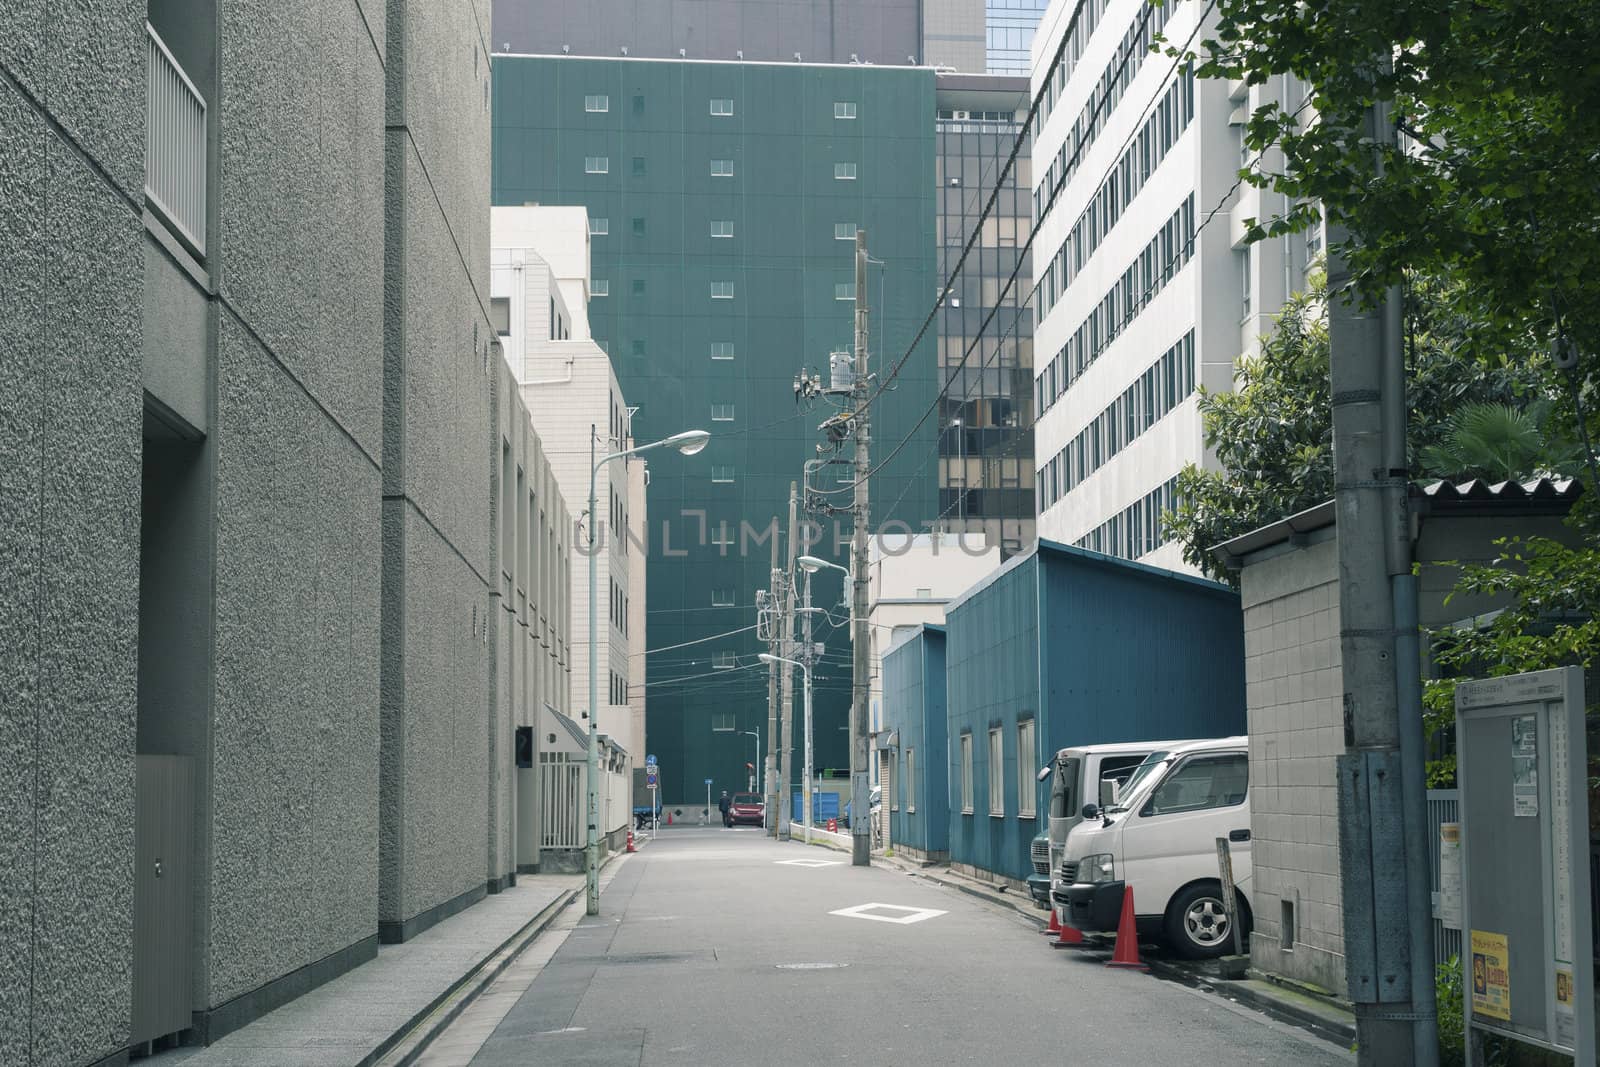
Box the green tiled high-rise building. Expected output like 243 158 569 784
493 57 939 804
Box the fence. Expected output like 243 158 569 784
540 753 583 849
145 22 207 254
1426 788 1462 968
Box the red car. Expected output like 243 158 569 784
728 793 765 827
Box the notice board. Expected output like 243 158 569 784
1456 666 1593 1060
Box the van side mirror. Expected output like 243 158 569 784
1080 803 1100 820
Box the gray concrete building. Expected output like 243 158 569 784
1 1 571 1062
492 0 988 70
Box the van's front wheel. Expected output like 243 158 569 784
1165 882 1246 960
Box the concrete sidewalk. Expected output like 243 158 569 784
152 873 587 1067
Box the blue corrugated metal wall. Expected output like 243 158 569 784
941 543 1245 883
945 556 1040 880
883 628 948 856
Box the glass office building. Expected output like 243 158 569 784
986 0 1049 74
935 76 1035 555
494 57 939 803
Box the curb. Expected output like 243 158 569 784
375 855 624 1067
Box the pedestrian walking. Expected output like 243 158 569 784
717 790 732 828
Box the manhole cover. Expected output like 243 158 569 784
775 962 848 970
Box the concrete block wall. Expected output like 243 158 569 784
1239 536 1347 993
0 1 146 1062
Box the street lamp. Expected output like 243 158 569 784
760 651 812 844
586 427 709 915
741 728 761 794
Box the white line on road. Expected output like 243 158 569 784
776 859 843 868
829 902 948 925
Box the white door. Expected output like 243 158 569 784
1118 750 1251 916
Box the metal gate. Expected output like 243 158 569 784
540 753 583 849
1426 788 1461 968
133 755 194 1046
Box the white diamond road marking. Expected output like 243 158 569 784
776 858 843 868
829 902 948 925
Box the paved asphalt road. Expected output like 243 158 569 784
438 827 1353 1066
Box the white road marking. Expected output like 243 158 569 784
776 858 844 868
828 902 948 925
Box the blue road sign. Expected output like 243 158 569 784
704 778 713 785
647 754 657 764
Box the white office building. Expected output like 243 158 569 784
1027 0 1319 570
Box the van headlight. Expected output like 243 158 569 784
1081 853 1115 883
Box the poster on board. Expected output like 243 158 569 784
1512 715 1539 817
1471 930 1511 1021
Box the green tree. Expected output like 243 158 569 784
1167 270 1540 582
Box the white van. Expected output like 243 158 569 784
1027 741 1183 907
1054 736 1251 959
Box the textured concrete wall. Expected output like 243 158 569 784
380 0 498 934
202 0 388 1012
0 1 145 1061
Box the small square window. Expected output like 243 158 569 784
632 156 646 176
710 98 734 116
834 162 857 180
711 464 735 483
710 342 735 360
711 281 734 299
632 279 645 296
834 101 857 119
591 279 609 297
585 94 609 112
834 283 854 301
710 219 734 238
585 156 609 174
834 222 857 240
632 94 645 115
712 587 735 606
632 217 646 237
631 339 646 357
589 217 609 236
711 158 735 177
710 402 734 422
489 297 510 337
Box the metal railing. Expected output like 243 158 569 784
1426 788 1462 968
540 755 584 849
145 22 206 255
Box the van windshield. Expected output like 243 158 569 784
1106 750 1170 811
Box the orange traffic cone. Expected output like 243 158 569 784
626 829 635 853
1105 886 1147 970
1041 908 1062 935
1049 907 1086 948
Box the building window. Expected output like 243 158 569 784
711 711 736 730
710 98 734 116
834 162 857 180
585 156 609 174
632 279 646 296
632 156 646 176
833 222 857 241
906 747 916 812
710 402 735 422
589 217 609 236
834 101 857 119
960 733 974 814
591 279 609 297
585 94 609 112
1240 244 1252 321
711 281 734 299
710 219 734 238
834 283 854 301
711 158 735 177
711 465 735 483
710 342 735 360
631 339 646 357
489 297 510 337
988 727 1004 816
915 587 931 599
712 653 737 672
631 217 646 237
1017 719 1036 817
712 587 735 606
632 94 645 115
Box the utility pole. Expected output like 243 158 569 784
764 521 781 837
1328 72 1437 1065
849 230 872 867
777 481 798 840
